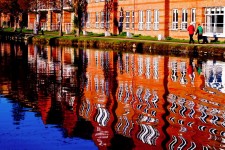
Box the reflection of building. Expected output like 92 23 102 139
27 44 79 134
27 1 225 39
80 49 225 149
81 49 115 149
166 57 225 149
2 43 225 149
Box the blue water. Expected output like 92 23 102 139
0 96 98 150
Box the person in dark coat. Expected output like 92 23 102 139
195 24 203 43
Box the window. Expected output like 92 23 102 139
172 9 178 30
95 12 99 28
100 11 104 28
205 7 224 34
106 12 110 29
119 11 123 29
86 12 90 28
154 10 159 30
146 10 151 30
191 8 196 27
125 12 130 29
181 9 188 30
131 11 135 29
82 13 85 28
138 10 144 30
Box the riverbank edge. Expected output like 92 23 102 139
31 35 225 58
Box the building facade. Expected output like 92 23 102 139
27 0 225 39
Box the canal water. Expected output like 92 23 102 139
0 42 225 150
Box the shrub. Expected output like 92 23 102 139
166 36 173 40
119 32 127 36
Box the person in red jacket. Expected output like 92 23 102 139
187 22 195 44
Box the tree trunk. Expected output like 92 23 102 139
13 17 17 32
59 0 63 36
0 13 1 28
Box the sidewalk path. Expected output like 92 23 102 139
93 36 225 47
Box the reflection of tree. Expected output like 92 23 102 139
161 56 170 149
46 90 63 124
75 48 88 113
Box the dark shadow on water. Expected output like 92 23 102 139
109 134 135 150
136 43 143 53
193 46 198 58
72 118 94 140
49 37 60 46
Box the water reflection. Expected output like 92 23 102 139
0 42 225 149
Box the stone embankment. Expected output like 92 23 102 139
32 35 225 60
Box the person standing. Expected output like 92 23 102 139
195 24 203 43
187 22 195 44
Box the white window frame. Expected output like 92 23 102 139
86 12 90 28
204 7 225 37
172 9 178 30
181 9 188 30
154 9 159 30
119 11 123 28
138 10 144 30
146 10 151 30
106 12 110 29
131 11 135 29
100 11 104 28
125 11 130 29
191 8 196 27
95 12 99 28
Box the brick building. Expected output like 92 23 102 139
27 0 225 39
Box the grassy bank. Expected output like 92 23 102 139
32 34 225 58
1 28 225 59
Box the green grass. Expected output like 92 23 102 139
2 27 225 44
